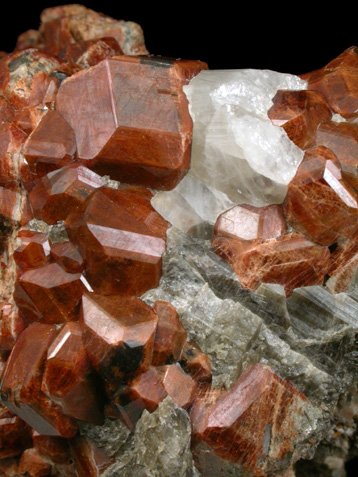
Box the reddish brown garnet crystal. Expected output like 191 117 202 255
1 5 358 477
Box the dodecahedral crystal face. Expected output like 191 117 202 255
56 55 207 189
284 145 358 246
65 186 169 296
42 322 104 424
268 89 332 150
0 323 78 438
1 6 358 477
80 293 158 388
29 163 104 224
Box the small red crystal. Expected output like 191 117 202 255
315 121 358 189
13 230 51 270
69 435 113 477
179 341 212 385
18 447 52 477
303 46 358 118
32 431 71 465
191 364 308 475
0 302 27 351
14 262 87 324
29 163 104 224
213 232 330 296
112 367 168 431
66 186 169 296
0 405 32 459
50 240 84 273
284 146 358 246
0 323 78 438
59 37 124 68
151 301 187 366
56 55 207 189
160 363 197 409
23 110 76 177
268 89 331 150
42 322 104 425
80 293 158 388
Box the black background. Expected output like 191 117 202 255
1 1 357 75
1 2 358 474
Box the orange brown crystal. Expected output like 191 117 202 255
29 163 104 224
213 232 330 296
59 37 124 68
303 46 358 118
0 405 32 459
66 186 169 296
13 230 51 270
0 49 61 110
191 364 308 475
18 447 52 477
315 121 358 189
327 230 358 293
23 110 76 177
151 301 187 366
112 367 168 431
56 55 207 189
0 323 78 438
284 146 358 246
14 262 87 324
42 322 104 425
268 89 331 150
38 4 148 56
69 435 113 477
0 122 27 190
0 302 27 351
32 431 71 465
50 241 84 274
80 293 158 388
0 186 32 224
160 363 197 409
179 341 212 385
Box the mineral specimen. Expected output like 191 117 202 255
0 4 358 477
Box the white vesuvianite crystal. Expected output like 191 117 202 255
152 69 306 232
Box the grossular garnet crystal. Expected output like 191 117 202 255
1 4 358 477
56 55 208 189
65 186 169 296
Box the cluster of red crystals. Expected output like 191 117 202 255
59 37 124 68
190 364 309 476
214 46 358 295
0 6 212 474
107 301 211 431
301 46 358 118
3 5 355 476
33 4 149 56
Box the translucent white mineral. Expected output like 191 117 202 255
152 69 306 233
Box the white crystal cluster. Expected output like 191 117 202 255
152 69 306 232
